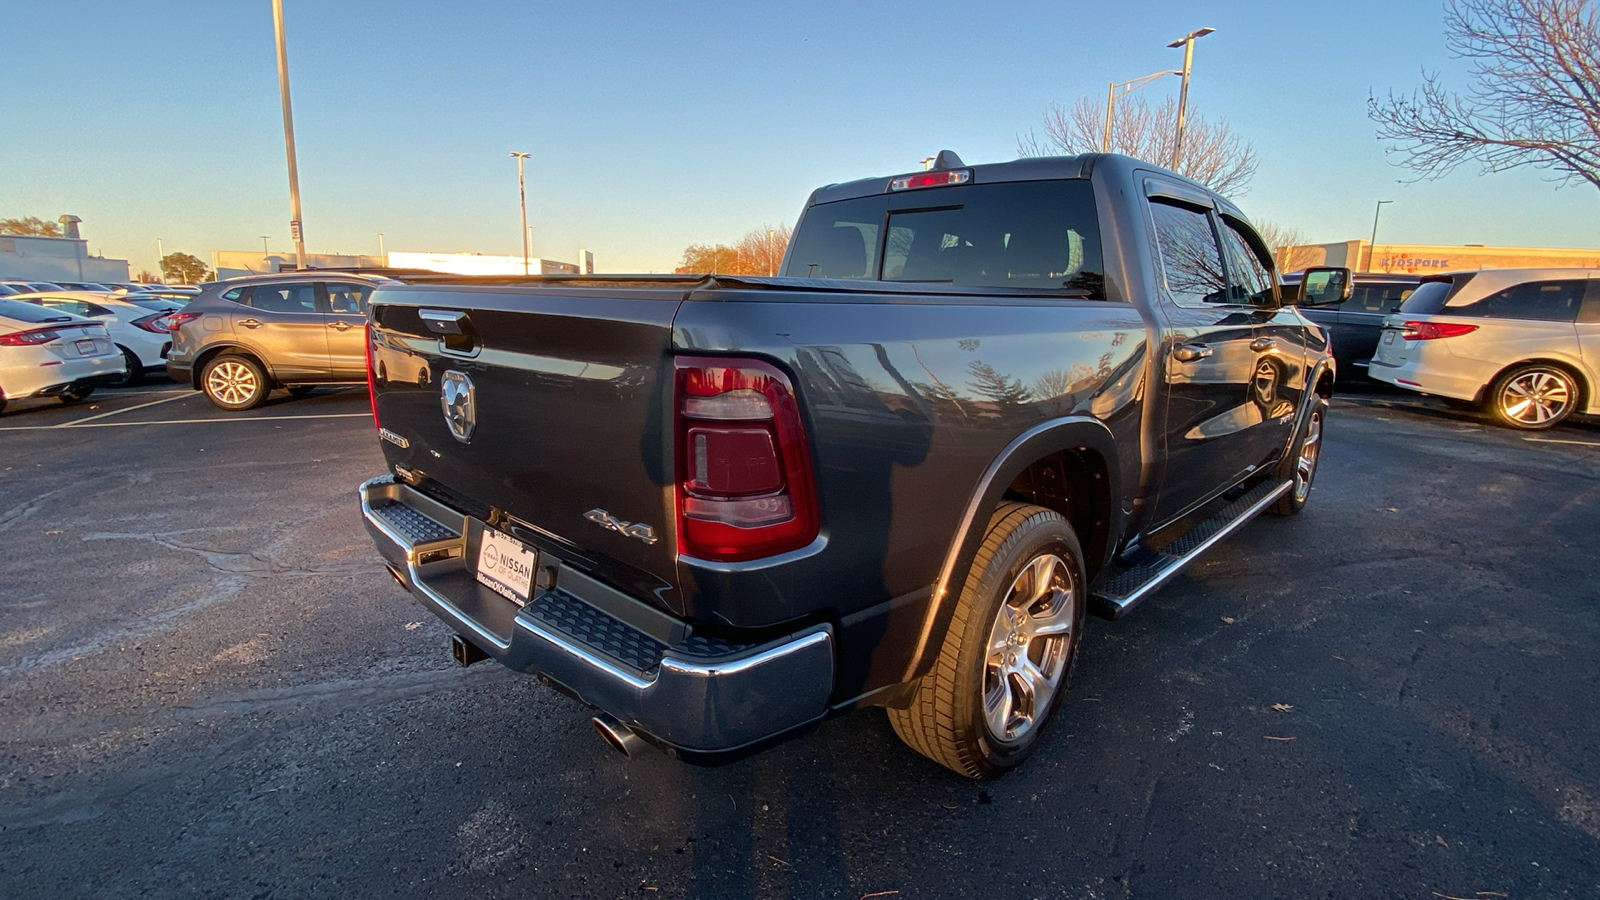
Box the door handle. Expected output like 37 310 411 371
1250 337 1277 353
419 308 469 335
329 320 353 331
1173 343 1213 362
239 318 262 329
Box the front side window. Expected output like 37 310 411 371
1149 199 1228 307
247 283 317 313
324 283 372 314
1218 219 1274 306
1448 279 1587 322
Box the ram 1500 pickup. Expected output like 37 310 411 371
358 151 1348 777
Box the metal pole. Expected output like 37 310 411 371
510 152 531 276
1171 39 1194 170
1103 81 1115 153
377 232 385 258
271 0 306 270
1368 200 1392 272
156 237 164 280
260 235 270 255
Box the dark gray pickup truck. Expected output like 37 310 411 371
358 152 1347 778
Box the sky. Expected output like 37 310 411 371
4 0 1597 275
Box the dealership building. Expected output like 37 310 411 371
213 248 594 281
0 217 130 283
1283 239 1600 275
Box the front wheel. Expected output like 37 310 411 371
888 502 1086 778
201 355 269 410
1271 395 1327 516
1488 364 1577 430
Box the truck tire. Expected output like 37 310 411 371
202 354 269 410
1270 396 1326 516
889 501 1085 778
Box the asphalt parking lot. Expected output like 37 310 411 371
1 380 1597 899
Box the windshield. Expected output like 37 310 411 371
783 179 1105 296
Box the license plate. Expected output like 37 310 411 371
475 526 537 606
1382 331 1396 345
75 339 96 354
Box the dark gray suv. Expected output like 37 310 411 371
166 271 396 410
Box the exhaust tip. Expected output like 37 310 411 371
593 714 646 759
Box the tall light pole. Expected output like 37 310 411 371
260 235 271 255
156 237 164 280
1368 200 1393 272
377 232 385 259
510 151 531 276
1103 69 1180 153
271 0 306 270
1167 26 1215 171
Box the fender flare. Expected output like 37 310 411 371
902 415 1125 681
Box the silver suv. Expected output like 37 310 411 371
166 271 396 410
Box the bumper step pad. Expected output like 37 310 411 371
1089 478 1291 619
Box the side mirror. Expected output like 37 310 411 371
1297 266 1352 307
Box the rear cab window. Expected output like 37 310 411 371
784 180 1106 296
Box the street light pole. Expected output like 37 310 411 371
271 0 307 271
377 232 385 259
1102 69 1180 153
510 152 531 276
1368 200 1393 272
260 235 270 255
156 237 164 280
1167 27 1215 171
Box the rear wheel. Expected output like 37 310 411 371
106 345 144 387
1270 396 1327 516
201 355 269 410
888 502 1085 778
1488 364 1577 430
60 384 93 404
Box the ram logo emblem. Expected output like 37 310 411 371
584 508 659 545
440 370 476 442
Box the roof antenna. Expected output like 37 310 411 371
930 150 965 170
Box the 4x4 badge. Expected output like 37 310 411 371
440 370 476 442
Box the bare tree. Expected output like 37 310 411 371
1019 93 1259 197
1369 0 1600 192
1253 219 1324 272
675 223 792 275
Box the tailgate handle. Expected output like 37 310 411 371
419 309 468 335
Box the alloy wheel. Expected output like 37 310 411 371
1498 368 1573 427
206 359 260 406
1294 408 1322 502
982 552 1077 743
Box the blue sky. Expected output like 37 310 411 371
5 0 1596 274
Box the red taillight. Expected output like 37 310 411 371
132 313 171 333
0 327 61 346
889 169 972 191
675 356 818 562
165 311 201 332
1401 320 1478 340
365 321 380 429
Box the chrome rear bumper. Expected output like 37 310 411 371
358 475 835 758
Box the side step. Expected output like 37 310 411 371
1088 479 1292 620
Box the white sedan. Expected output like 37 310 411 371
9 291 181 386
0 298 124 414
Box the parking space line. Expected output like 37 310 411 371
1523 437 1600 447
0 413 369 432
61 391 199 426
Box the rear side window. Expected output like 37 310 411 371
785 180 1105 295
1149 200 1228 307
246 283 317 313
1448 279 1587 322
1344 282 1416 314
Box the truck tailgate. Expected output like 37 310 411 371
368 283 687 613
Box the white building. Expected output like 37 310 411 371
0 220 130 283
386 251 579 276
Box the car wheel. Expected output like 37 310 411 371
59 384 93 404
1488 364 1578 430
106 345 144 387
201 355 269 411
287 385 316 398
1270 396 1327 516
888 501 1085 778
